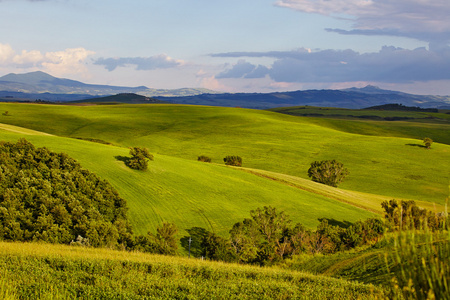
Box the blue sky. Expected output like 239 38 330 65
1 0 449 94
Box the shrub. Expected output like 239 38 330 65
198 155 212 163
307 159 349 187
223 155 242 167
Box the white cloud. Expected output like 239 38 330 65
0 43 95 76
42 48 95 75
0 43 14 63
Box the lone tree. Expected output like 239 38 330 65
307 159 349 187
423 137 433 149
126 146 153 170
224 155 242 167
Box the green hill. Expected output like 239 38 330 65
0 103 448 206
0 127 377 236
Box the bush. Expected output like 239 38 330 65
223 155 242 167
307 159 349 187
198 155 212 163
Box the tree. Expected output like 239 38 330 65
126 147 153 170
223 155 242 167
307 159 349 187
423 137 433 149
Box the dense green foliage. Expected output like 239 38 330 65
307 160 349 187
223 155 242 167
0 242 385 299
0 139 133 247
134 222 179 255
196 206 384 265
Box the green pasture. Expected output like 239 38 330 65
270 106 450 145
0 103 448 205
0 241 385 299
0 127 376 237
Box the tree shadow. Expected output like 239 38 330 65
180 227 210 258
114 155 131 164
405 143 426 148
318 218 353 229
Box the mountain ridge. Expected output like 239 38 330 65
0 71 214 98
1 71 450 109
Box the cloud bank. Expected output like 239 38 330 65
213 46 450 83
94 55 183 71
275 0 450 48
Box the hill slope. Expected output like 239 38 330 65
0 125 378 237
1 103 448 205
0 241 385 299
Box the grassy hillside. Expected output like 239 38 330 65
0 241 385 299
269 106 450 145
0 103 448 206
0 127 376 237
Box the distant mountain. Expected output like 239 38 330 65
0 71 214 100
1 71 449 109
70 93 168 104
157 88 450 109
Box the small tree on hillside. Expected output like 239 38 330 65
307 159 349 187
224 155 242 167
126 146 153 170
423 137 433 149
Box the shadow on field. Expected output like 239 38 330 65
114 155 131 164
405 143 427 148
180 227 210 258
318 218 353 228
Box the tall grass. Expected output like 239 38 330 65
0 241 385 299
387 228 450 300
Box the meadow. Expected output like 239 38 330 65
0 103 448 206
0 102 448 298
0 241 385 299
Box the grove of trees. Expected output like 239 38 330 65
307 159 349 187
0 139 134 247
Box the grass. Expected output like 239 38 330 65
0 241 386 299
0 103 448 205
269 106 450 145
0 126 377 238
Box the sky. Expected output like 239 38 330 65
1 0 449 95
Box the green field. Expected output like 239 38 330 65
0 241 385 299
1 103 448 205
0 126 376 237
0 103 448 237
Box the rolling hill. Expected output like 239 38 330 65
0 102 447 237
